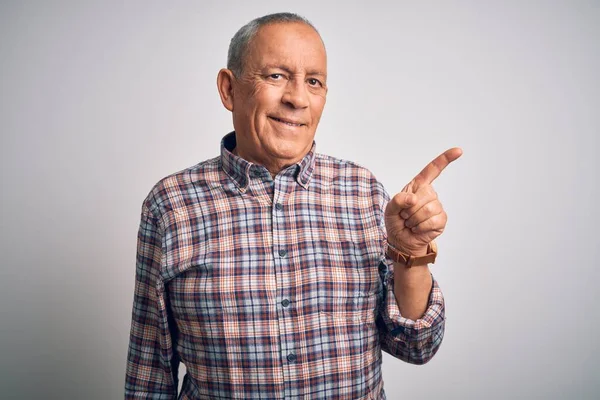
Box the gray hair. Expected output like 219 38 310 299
227 12 320 78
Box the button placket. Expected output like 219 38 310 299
271 176 298 389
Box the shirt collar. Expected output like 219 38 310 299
220 131 316 192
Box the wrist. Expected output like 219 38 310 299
387 241 428 257
394 264 432 286
386 240 437 267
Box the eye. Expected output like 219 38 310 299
269 73 283 80
307 78 322 87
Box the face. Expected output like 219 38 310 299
219 22 328 174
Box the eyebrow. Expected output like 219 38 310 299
263 64 327 78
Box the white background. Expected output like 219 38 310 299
1 1 599 398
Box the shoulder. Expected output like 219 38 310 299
141 156 222 218
313 153 384 189
314 153 374 178
313 153 390 209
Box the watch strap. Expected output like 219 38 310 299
386 241 437 267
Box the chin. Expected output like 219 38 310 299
269 140 311 160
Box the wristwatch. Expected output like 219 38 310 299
386 241 437 267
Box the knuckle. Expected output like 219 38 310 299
434 211 445 225
428 217 437 229
430 214 446 231
393 193 407 205
423 203 434 214
425 185 436 197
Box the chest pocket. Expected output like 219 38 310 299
315 239 383 322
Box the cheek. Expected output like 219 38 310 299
253 85 282 109
310 96 327 120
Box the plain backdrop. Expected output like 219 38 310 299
1 1 599 399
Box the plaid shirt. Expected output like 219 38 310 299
125 132 445 399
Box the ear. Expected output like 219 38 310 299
217 68 235 112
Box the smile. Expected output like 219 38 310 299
269 116 305 127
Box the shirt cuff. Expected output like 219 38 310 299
380 260 445 342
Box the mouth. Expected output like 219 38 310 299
268 116 306 127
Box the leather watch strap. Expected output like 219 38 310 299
386 241 437 267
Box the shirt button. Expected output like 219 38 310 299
275 203 283 211
281 299 290 307
287 353 297 363
278 249 287 258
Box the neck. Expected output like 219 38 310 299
232 147 296 178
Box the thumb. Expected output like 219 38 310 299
386 192 416 215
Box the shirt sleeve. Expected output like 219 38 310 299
371 178 446 365
125 204 179 399
376 259 445 364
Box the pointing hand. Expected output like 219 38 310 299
384 148 463 255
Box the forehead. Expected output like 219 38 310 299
246 22 327 72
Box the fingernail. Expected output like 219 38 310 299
401 212 408 219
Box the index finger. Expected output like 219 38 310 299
413 147 463 186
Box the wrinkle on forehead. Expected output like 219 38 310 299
242 22 327 78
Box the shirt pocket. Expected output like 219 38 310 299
315 237 383 329
318 291 380 324
315 238 383 302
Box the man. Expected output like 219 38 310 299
125 12 462 399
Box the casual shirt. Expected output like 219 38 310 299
125 132 445 399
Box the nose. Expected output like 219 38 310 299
281 79 309 109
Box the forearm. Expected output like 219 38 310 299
393 262 433 320
379 261 445 365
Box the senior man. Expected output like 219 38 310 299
125 12 462 399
